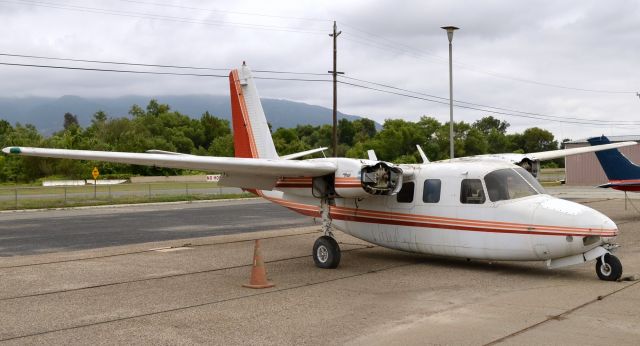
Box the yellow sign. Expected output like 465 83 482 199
92 167 99 180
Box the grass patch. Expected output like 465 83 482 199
0 182 250 211
0 192 254 211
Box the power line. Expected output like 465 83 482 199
0 52 329 76
337 80 640 127
337 21 637 95
0 57 634 126
339 75 640 124
0 53 229 71
3 0 634 95
340 22 446 63
454 64 638 95
0 61 332 82
118 0 331 23
0 61 228 77
1 0 328 35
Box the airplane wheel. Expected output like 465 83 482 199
313 236 341 269
596 254 622 281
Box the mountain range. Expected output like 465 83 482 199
0 95 373 134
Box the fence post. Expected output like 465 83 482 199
14 187 18 209
186 183 189 201
64 186 67 205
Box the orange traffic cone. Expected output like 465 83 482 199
243 239 275 289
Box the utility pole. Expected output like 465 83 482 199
329 21 342 157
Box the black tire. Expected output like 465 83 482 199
596 254 623 281
313 236 341 269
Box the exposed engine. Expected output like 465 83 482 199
360 162 403 195
288 158 405 199
516 159 541 177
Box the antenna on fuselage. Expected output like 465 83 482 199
367 150 378 161
416 145 429 163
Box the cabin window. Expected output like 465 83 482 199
422 179 441 203
460 179 485 204
484 168 540 202
396 182 415 203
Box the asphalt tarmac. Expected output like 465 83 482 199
0 199 312 257
1 189 639 344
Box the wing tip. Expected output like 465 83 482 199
2 147 21 154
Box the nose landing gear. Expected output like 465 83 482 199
596 253 623 281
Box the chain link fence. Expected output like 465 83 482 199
0 183 245 210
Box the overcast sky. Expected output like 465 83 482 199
1 0 639 141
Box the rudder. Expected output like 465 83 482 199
229 63 278 159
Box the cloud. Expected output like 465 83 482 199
0 0 638 141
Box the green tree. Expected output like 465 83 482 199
338 118 355 146
63 112 79 130
200 111 230 149
472 116 509 135
520 127 558 153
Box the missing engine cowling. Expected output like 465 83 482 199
517 158 541 177
361 162 403 195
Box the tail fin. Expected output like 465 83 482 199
229 63 278 159
588 136 640 180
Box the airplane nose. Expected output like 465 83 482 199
533 197 618 238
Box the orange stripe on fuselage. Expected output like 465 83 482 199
258 193 617 237
275 177 361 189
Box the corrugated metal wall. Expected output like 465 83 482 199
565 143 640 185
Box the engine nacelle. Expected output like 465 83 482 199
516 159 541 177
329 158 403 199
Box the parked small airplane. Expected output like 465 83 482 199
588 135 640 192
3 64 637 281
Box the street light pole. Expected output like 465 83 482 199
441 26 459 160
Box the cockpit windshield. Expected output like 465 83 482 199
484 167 545 202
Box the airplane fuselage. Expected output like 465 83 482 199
262 159 617 262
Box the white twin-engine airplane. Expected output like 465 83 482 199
3 64 637 281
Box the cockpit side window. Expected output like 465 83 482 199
460 179 485 204
423 179 441 203
396 182 415 203
514 167 545 194
484 168 539 202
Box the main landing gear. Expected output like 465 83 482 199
313 236 341 269
596 253 623 281
313 198 341 269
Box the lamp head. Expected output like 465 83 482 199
441 26 459 42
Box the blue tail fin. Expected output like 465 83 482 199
587 136 640 180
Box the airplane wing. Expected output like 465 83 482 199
2 146 336 189
525 141 638 161
457 141 638 177
468 141 638 165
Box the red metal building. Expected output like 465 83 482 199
564 136 640 186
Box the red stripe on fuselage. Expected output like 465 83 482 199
260 194 617 237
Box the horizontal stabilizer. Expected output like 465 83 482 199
146 149 192 156
280 147 328 160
